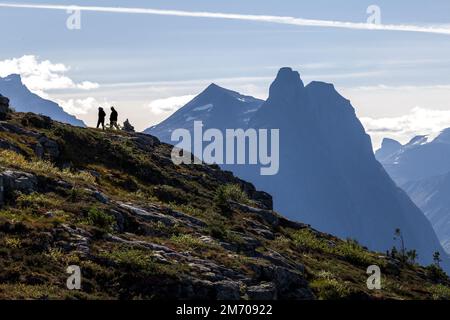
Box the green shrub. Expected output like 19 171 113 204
0 149 95 184
3 237 22 249
68 187 84 202
335 240 376 266
170 234 210 250
292 229 329 252
86 207 115 231
208 220 226 239
214 184 250 216
16 192 61 210
153 185 188 205
292 230 378 266
99 248 166 276
426 264 448 283
311 271 352 300
429 284 450 300
215 184 249 205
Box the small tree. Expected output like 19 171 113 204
433 251 442 267
390 246 398 259
394 228 406 262
406 249 418 265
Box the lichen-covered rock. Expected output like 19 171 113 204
214 280 241 300
0 170 38 195
247 282 277 300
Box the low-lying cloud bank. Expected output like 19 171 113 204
361 107 450 147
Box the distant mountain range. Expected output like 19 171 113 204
146 67 449 270
0 74 85 127
376 130 450 254
145 83 263 141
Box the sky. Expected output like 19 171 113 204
1 0 450 148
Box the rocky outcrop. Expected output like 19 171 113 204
35 136 60 159
0 170 38 207
0 110 446 300
0 170 37 194
0 95 10 120
0 117 60 160
246 282 277 300
122 119 135 132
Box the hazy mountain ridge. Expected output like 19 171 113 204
147 67 450 271
0 74 85 127
376 130 450 254
145 83 263 143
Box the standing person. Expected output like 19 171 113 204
96 107 106 130
110 106 120 130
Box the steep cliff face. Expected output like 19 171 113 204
243 68 447 270
0 110 448 299
146 67 449 271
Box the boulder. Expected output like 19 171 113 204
247 282 277 300
230 201 279 227
214 280 241 300
37 136 60 159
260 266 313 299
0 138 22 154
0 170 38 195
93 190 109 204
122 119 135 132
119 203 175 226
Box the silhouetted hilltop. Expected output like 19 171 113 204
0 107 448 299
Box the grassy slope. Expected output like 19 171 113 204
0 112 449 300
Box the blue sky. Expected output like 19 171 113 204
1 0 450 147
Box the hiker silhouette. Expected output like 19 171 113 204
96 107 106 130
110 107 120 130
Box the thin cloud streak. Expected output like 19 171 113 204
1 3 450 35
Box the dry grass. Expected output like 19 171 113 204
0 149 95 184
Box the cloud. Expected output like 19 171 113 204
1 3 450 36
360 107 450 145
148 95 195 114
0 55 99 94
77 81 100 90
57 97 111 115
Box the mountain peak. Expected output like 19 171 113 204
0 74 86 127
203 83 229 94
275 67 302 82
435 128 450 144
405 135 428 147
205 82 221 90
307 80 335 90
381 137 402 148
1 73 23 84
375 138 403 162
272 67 304 87
268 67 305 101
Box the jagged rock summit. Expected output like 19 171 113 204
146 67 450 271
